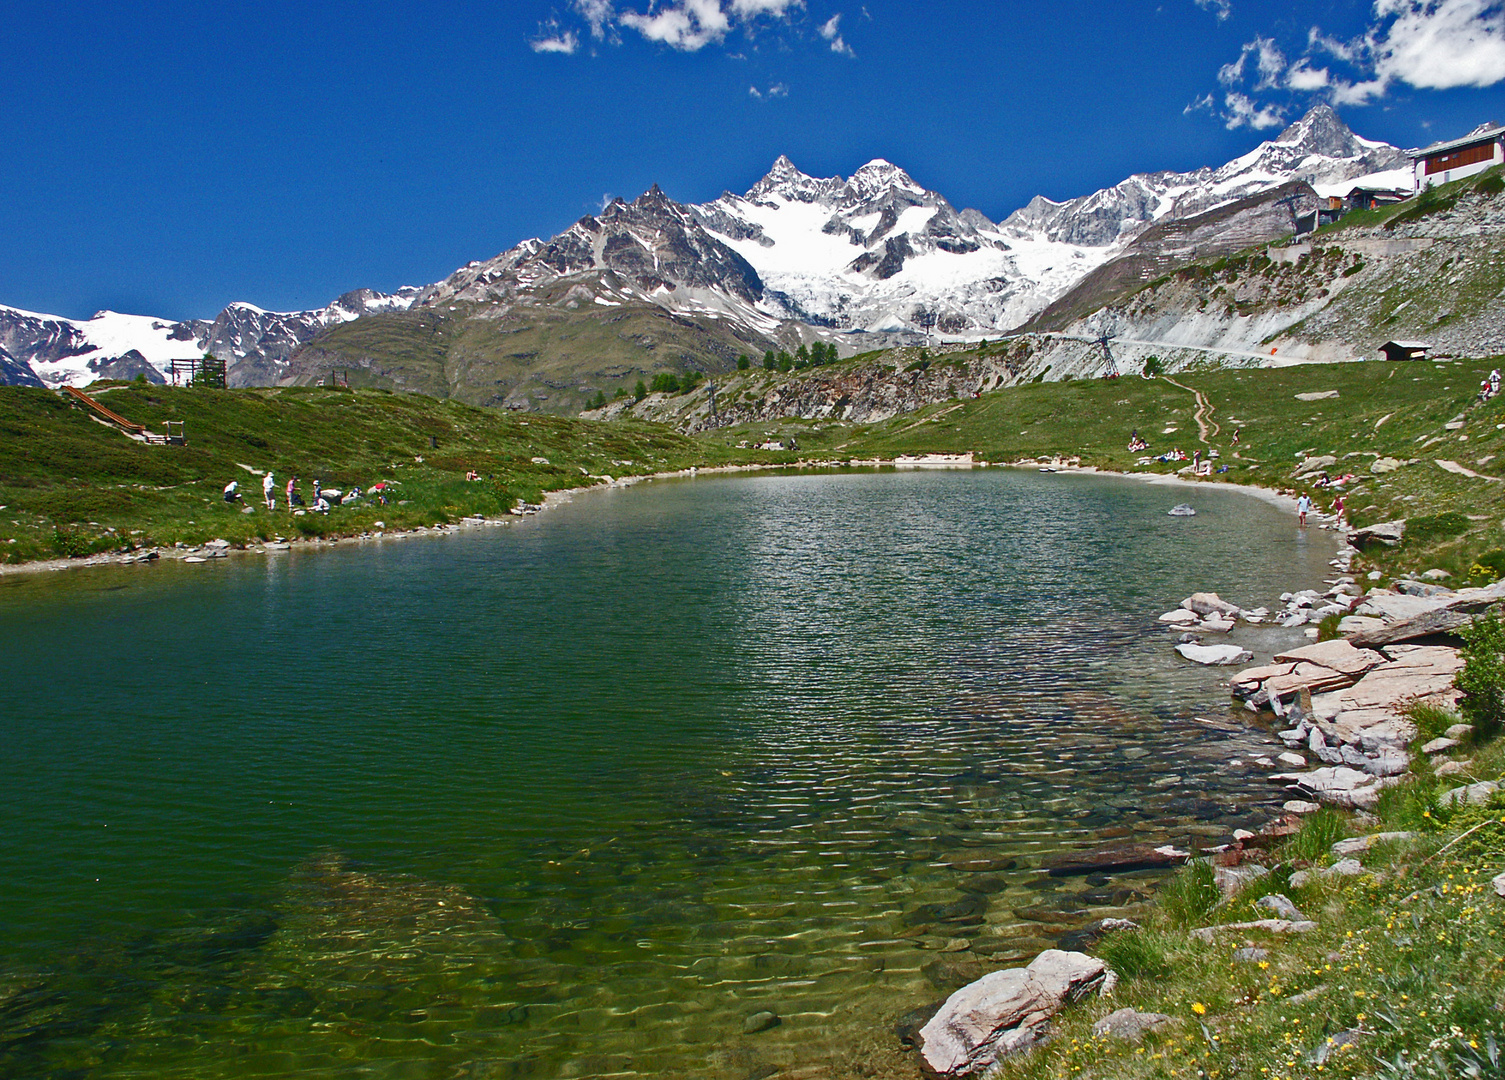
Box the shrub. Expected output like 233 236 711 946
1456 613 1505 740
1284 807 1350 863
1317 612 1342 641
649 372 680 394
1142 355 1165 377
1406 700 1464 742
633 380 647 402
763 350 776 371
1155 861 1220 927
1095 929 1170 982
1468 548 1505 585
736 355 750 371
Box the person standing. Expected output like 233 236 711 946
286 475 296 510
1296 492 1313 527
263 471 276 510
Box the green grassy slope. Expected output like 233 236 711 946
0 384 774 563
289 295 773 413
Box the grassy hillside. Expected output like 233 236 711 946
0 383 778 564
714 354 1505 581
288 292 773 413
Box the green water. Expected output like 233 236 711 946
0 469 1335 1079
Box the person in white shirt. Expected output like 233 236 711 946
263 471 276 510
1296 493 1313 527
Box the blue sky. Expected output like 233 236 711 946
3 0 1504 321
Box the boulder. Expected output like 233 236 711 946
1435 760 1473 778
916 950 1113 1078
1325 858 1365 877
1284 800 1322 814
743 1010 781 1034
1158 609 1200 625
1092 1008 1172 1043
1421 737 1461 755
1350 519 1404 546
1440 780 1500 807
1190 918 1317 942
1254 894 1307 921
1331 832 1415 857
1369 458 1401 474
1176 643 1253 666
1269 766 1397 810
1213 864 1269 900
1493 872 1505 900
1041 843 1189 877
1182 592 1241 617
1272 639 1385 677
1445 723 1474 739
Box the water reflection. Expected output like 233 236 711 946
0 469 1334 1078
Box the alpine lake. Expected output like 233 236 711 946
0 467 1337 1080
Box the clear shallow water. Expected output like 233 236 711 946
0 469 1335 1079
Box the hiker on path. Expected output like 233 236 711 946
263 471 276 510
1296 492 1313 527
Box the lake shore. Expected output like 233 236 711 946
0 456 1335 579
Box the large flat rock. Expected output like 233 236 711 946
1272 639 1386 676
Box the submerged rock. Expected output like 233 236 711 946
1167 504 1197 516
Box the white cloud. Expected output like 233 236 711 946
1285 59 1331 90
1194 0 1232 21
1183 92 1217 115
574 0 616 39
531 28 581 53
619 0 732 50
730 0 803 14
819 13 855 56
1371 0 1505 89
1223 92 1286 129
537 0 832 57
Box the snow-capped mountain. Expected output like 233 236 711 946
0 288 418 388
1002 105 1410 247
685 105 1410 339
1 105 1416 390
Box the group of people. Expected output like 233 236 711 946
211 471 387 513
1295 491 1346 527
1126 430 1149 452
1479 368 1502 402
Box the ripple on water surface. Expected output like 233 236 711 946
0 469 1336 1078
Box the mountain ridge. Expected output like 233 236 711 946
0 105 1421 402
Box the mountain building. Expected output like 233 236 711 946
1413 124 1505 189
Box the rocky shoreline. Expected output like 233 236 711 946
907 518 1503 1079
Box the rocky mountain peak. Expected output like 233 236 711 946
1273 104 1366 158
847 158 922 195
747 156 846 205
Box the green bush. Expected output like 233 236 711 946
1095 929 1170 982
1456 613 1505 740
736 355 750 371
1155 861 1220 927
1468 548 1505 585
1283 807 1350 863
633 380 647 402
1142 355 1165 377
649 372 680 394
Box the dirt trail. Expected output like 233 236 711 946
1160 376 1220 444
